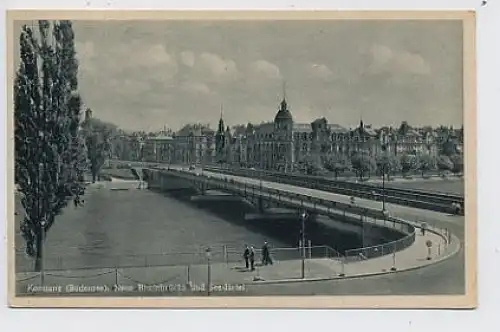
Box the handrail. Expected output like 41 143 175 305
203 166 464 201
159 167 390 220
344 217 416 261
201 166 464 214
148 168 418 257
23 245 343 272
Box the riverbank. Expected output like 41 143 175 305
15 178 407 274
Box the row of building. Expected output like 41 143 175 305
112 96 464 172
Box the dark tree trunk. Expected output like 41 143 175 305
34 230 43 272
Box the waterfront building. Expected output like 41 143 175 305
134 96 460 171
216 94 445 172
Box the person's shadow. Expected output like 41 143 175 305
232 262 264 272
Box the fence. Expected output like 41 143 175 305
344 216 453 262
201 166 464 214
15 244 343 294
25 244 342 274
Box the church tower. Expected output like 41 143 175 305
215 105 226 162
273 82 294 171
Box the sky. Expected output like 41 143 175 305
13 19 464 132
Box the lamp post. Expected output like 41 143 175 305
205 247 212 296
201 138 205 177
300 211 307 279
381 144 387 212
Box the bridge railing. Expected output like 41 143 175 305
203 165 464 202
25 244 342 273
201 166 464 215
344 222 416 261
149 168 419 255
159 167 391 221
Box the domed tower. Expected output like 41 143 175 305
273 84 295 172
274 96 294 131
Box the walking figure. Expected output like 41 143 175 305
262 241 273 265
421 222 427 236
243 245 250 269
249 246 256 271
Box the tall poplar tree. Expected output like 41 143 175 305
15 20 86 271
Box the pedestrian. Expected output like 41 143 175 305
243 245 250 269
421 222 427 236
262 241 273 265
249 246 255 271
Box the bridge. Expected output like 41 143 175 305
202 166 465 215
141 164 420 261
108 160 464 215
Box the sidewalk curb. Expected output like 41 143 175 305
248 234 461 286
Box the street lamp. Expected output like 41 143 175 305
205 247 212 296
300 210 307 279
381 140 388 213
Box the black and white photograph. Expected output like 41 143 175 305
7 10 476 308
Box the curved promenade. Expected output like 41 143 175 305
15 164 462 296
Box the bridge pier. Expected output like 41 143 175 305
257 197 265 213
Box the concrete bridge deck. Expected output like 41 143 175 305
152 165 461 223
144 166 430 259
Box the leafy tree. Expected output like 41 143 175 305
376 154 400 180
82 113 116 182
297 154 323 175
450 154 464 175
15 21 86 271
441 138 459 157
437 155 454 175
399 154 419 176
398 121 411 136
323 154 351 179
350 152 377 180
418 154 436 178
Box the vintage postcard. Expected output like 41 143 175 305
7 10 476 308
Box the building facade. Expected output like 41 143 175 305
125 98 461 171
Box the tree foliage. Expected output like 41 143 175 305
399 154 419 175
323 153 351 179
350 152 377 180
450 154 464 175
418 154 436 177
375 154 400 179
437 155 454 174
441 138 459 157
82 113 116 182
297 154 323 175
15 21 86 270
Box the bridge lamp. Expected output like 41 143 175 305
205 248 212 296
300 211 307 279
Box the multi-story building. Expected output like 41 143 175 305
216 95 447 172
135 97 461 171
141 124 216 165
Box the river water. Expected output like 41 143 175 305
15 180 390 273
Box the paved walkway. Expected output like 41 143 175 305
15 224 459 294
14 167 463 295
